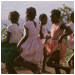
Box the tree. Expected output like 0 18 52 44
58 4 73 24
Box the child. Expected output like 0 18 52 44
39 14 48 39
45 9 73 74
13 7 43 74
39 14 50 73
1 11 22 74
67 12 74 68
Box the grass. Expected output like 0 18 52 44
64 38 73 61
65 48 73 61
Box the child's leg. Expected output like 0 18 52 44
53 50 60 74
13 55 40 74
68 54 74 68
5 63 17 74
42 47 50 73
42 47 47 71
47 50 60 74
50 62 71 74
72 56 74 68
47 50 71 74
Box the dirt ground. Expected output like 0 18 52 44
1 63 74 74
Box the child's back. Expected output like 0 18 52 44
21 20 43 64
51 23 64 40
7 24 22 43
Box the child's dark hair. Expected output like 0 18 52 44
50 9 61 24
71 12 74 23
8 11 20 24
39 14 47 39
26 7 36 21
39 14 47 22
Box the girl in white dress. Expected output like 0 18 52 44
14 7 43 74
39 14 50 73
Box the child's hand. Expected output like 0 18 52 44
58 37 63 43
17 44 23 53
19 47 23 53
41 39 46 44
46 35 51 40
17 44 20 49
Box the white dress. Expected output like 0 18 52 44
41 25 48 44
42 25 48 38
21 21 43 64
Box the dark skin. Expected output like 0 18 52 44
41 17 47 25
40 17 47 39
17 26 29 52
40 17 51 42
17 15 37 50
16 20 41 74
41 21 72 74
58 23 73 43
46 22 73 74
44 12 73 73
50 14 73 42
39 17 51 73
17 20 37 51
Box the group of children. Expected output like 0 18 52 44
2 7 74 74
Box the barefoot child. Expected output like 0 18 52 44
46 9 73 74
39 14 50 73
67 12 74 68
13 7 43 74
1 11 22 74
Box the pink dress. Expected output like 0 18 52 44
67 22 74 50
46 23 66 60
20 21 43 64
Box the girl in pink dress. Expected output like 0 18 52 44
46 9 73 74
67 12 74 68
13 7 43 74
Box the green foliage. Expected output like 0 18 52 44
65 48 73 61
1 28 6 36
64 38 73 61
3 24 8 27
58 4 73 24
1 24 7 41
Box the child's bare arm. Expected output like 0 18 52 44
58 23 73 43
17 26 29 48
2 32 11 44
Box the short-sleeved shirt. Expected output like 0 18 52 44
7 24 22 43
